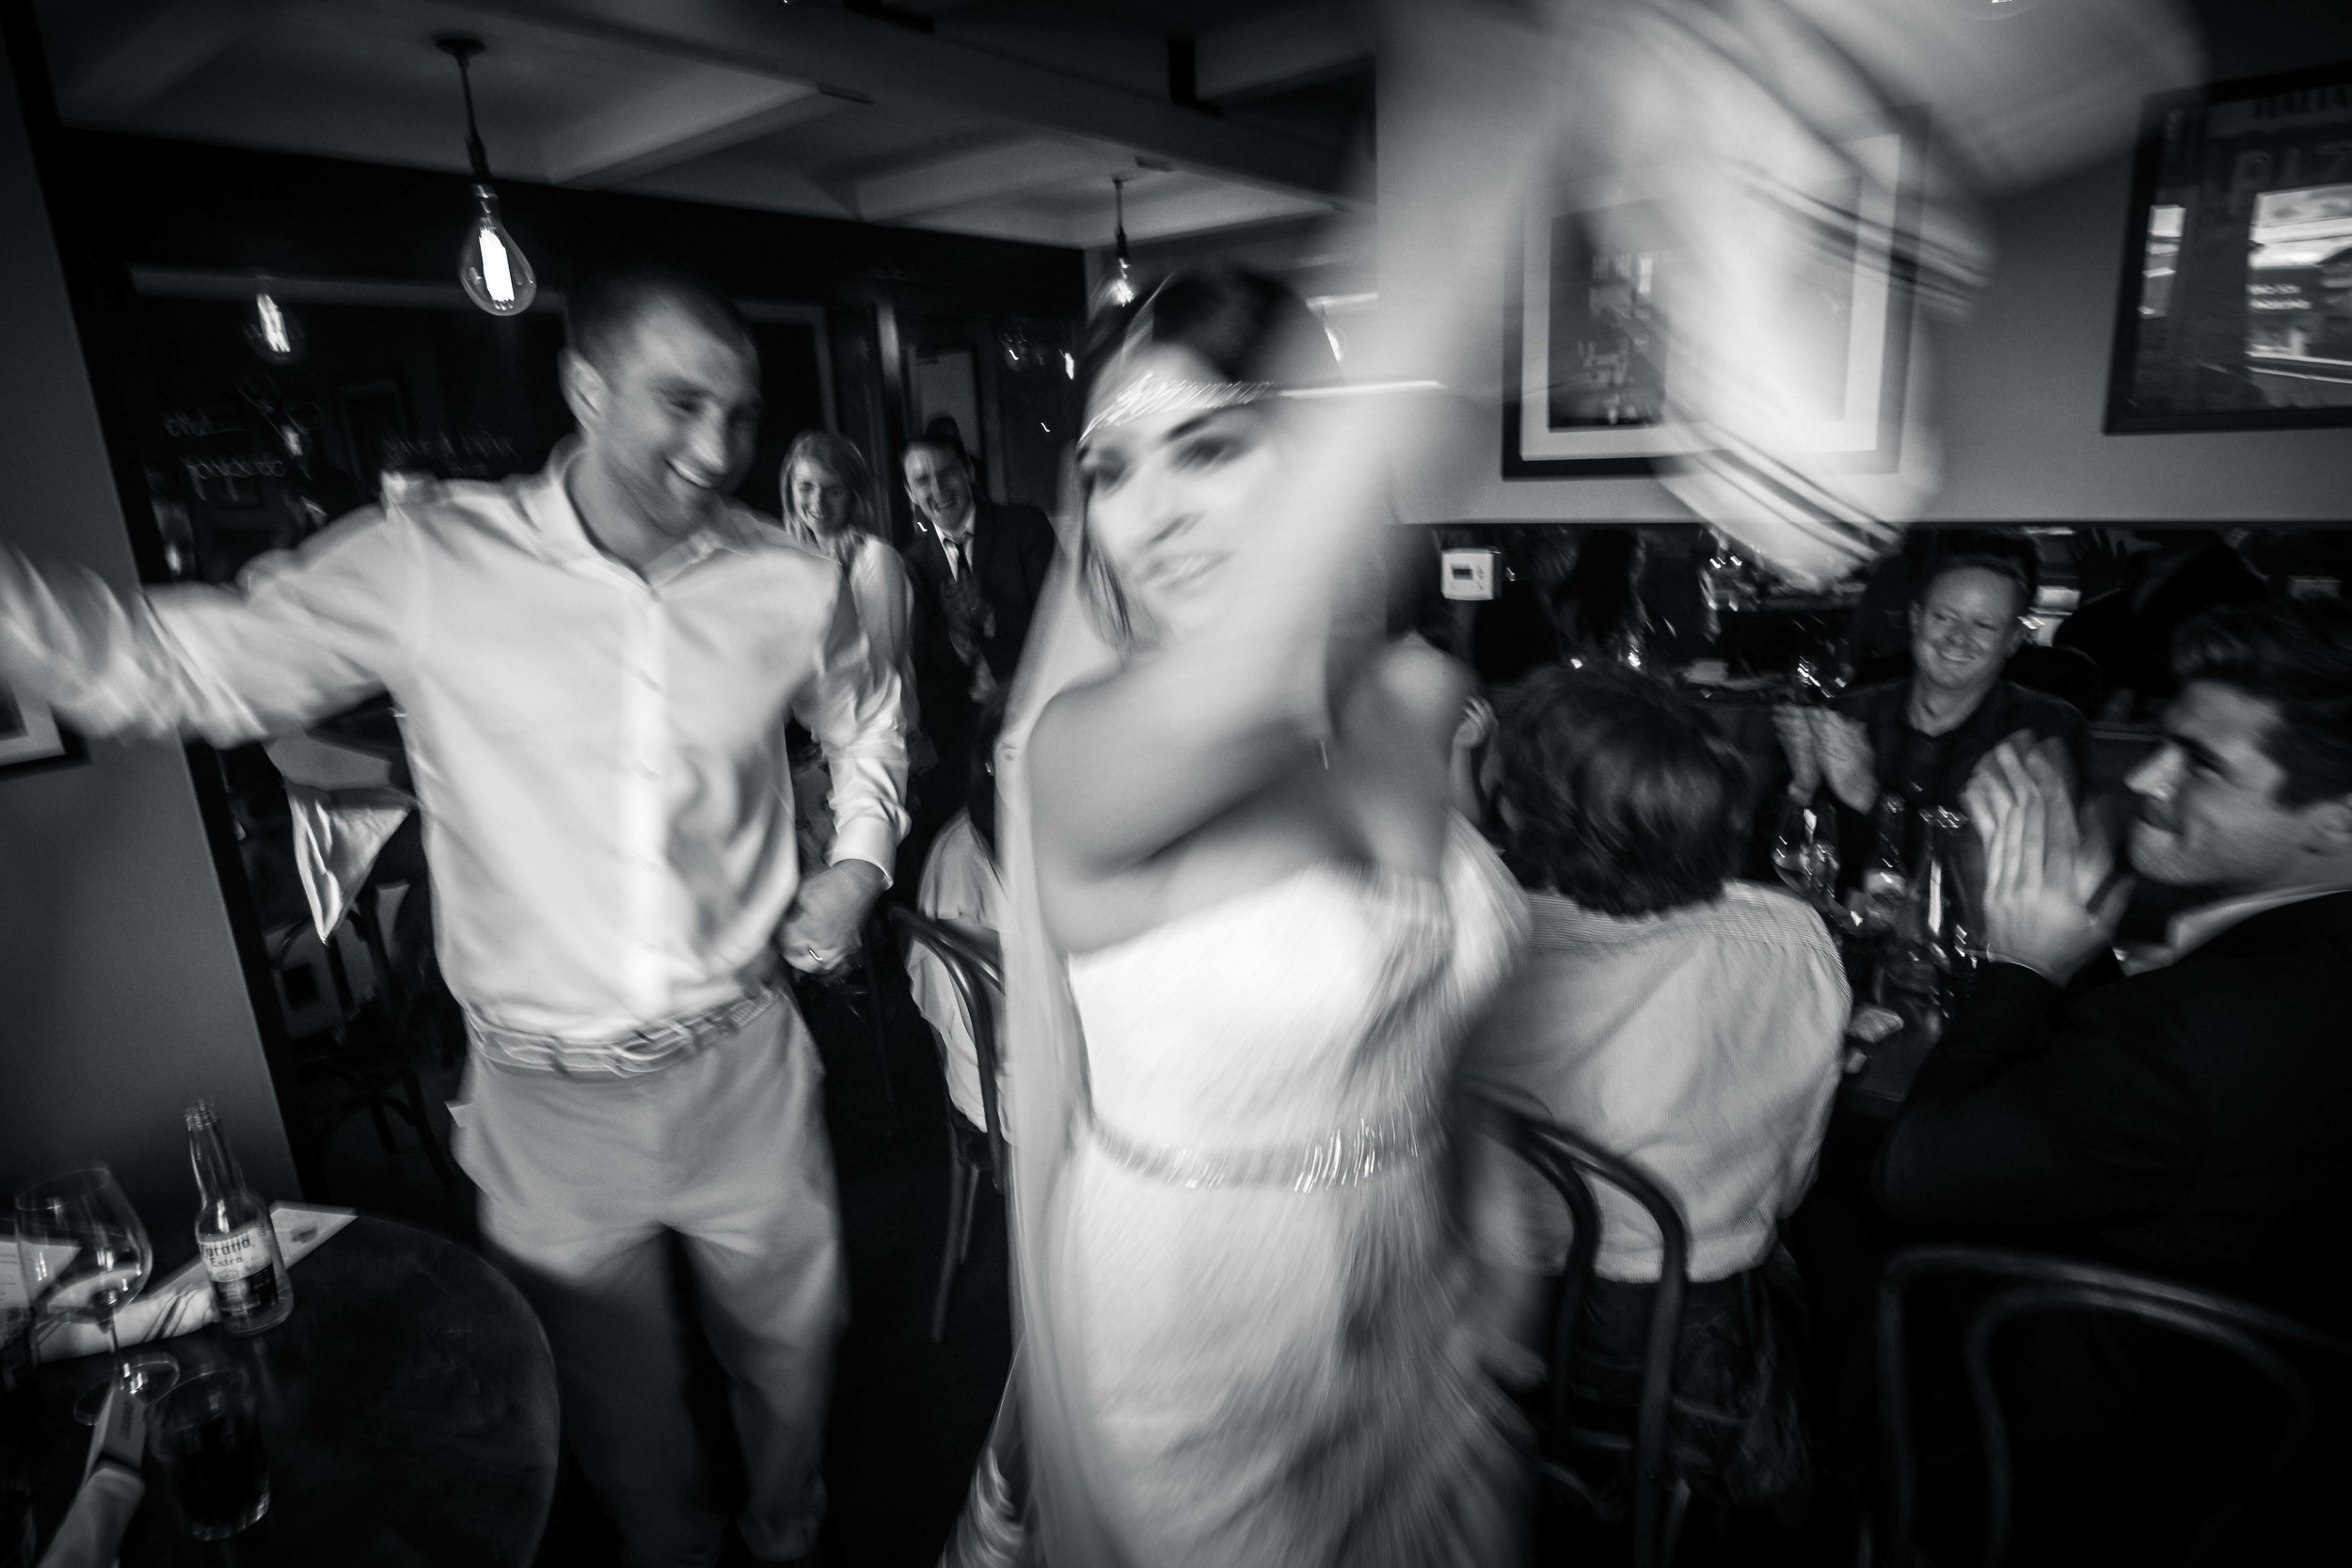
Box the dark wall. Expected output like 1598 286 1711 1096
1 37 296 1256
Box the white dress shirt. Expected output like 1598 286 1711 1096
1469 881 1850 1283
0 442 907 1042
928 497 977 580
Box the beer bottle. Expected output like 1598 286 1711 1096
186 1101 293 1334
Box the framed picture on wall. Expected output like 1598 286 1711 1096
1503 118 1924 476
0 678 83 776
2106 62 2352 434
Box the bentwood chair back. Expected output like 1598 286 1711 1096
1485 1097 1692 1568
890 906 1008 1340
1873 1243 2352 1567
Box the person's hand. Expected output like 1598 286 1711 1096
780 859 887 975
1772 705 1822 799
1962 736 2130 987
1807 708 1878 810
941 575 995 669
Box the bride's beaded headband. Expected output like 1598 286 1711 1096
1078 371 1276 446
1078 280 1440 445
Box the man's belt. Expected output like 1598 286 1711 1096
467 986 780 1078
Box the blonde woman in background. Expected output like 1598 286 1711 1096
780 431 928 861
781 430 918 743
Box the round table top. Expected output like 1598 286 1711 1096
30 1214 558 1566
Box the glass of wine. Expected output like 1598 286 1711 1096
1771 797 1841 912
14 1165 178 1424
152 1367 270 1540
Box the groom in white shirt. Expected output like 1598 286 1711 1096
0 268 904 1568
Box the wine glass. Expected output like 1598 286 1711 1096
1771 797 1841 911
14 1165 178 1424
1789 646 1853 708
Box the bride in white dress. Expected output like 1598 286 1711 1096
974 269 1533 1567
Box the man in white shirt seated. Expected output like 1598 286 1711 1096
1471 664 1848 1510
907 697 1007 1141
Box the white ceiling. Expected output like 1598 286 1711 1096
31 0 1375 251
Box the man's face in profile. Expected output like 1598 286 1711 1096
2125 682 2327 894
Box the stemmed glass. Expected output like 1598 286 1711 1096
14 1165 179 1424
1789 648 1852 708
1771 797 1842 913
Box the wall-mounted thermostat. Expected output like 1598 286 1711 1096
1440 547 1501 601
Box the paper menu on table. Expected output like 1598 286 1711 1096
0 1238 80 1315
4 1204 356 1361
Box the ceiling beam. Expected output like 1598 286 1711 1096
539 67 844 188
1113 181 1334 245
463 0 1347 200
854 136 1124 223
612 153 856 221
1196 1 1373 103
51 0 265 123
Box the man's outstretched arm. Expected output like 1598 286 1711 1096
1 508 416 746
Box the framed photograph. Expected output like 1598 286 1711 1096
1504 118 1925 477
2107 63 2352 434
0 678 84 776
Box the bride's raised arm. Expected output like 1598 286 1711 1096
1022 8 1574 885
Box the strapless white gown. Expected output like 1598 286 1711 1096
1053 816 1531 1566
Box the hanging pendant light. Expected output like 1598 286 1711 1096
244 280 303 364
1104 176 1136 309
436 35 538 317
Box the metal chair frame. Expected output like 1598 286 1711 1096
259 831 455 1189
889 906 1008 1340
1873 1243 2352 1568
1486 1096 1692 1568
305 869 456 1186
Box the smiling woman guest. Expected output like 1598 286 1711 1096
780 430 921 754
1778 533 2088 863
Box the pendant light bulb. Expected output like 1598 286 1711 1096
461 183 538 316
244 287 302 363
1104 175 1137 308
438 35 538 318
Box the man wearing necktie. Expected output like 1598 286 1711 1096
900 424 1054 866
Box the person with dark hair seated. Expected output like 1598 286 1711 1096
1877 598 2352 1560
1779 534 2087 878
1472 665 1849 1509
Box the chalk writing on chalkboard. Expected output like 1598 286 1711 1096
162 410 243 438
183 455 288 483
386 429 520 476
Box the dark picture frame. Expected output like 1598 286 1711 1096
1503 114 1926 478
0 676 85 777
2106 61 2352 435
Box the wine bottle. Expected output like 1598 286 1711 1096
185 1101 293 1335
